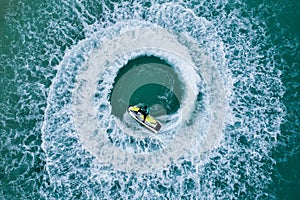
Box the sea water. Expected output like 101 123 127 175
1 0 299 199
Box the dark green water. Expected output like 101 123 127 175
0 0 299 199
109 56 183 119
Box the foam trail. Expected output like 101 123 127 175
70 21 226 172
1 0 291 198
40 1 284 199
40 6 230 199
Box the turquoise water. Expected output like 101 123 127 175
110 56 183 119
1 0 299 199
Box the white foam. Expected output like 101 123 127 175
41 20 227 175
40 0 285 198
70 20 227 173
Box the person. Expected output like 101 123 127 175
138 105 149 123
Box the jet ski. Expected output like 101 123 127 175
127 105 162 133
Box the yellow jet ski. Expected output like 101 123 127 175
127 105 162 133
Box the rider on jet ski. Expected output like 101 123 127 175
138 105 149 123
